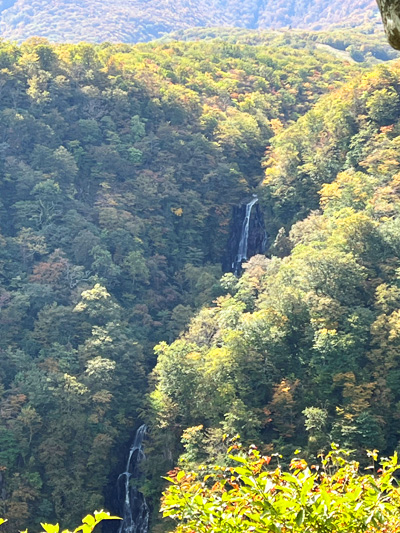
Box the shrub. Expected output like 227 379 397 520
162 445 400 532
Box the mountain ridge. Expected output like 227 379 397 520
0 0 381 43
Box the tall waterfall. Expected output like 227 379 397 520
118 425 149 533
232 195 259 275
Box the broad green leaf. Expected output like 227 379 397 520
176 470 185 482
93 511 121 521
82 516 95 527
295 509 305 526
163 476 177 484
41 524 59 533
234 466 252 475
269 524 282 533
229 455 247 464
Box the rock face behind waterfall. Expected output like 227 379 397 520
224 197 267 274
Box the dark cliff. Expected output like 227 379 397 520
224 200 267 273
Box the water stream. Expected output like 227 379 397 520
232 195 259 274
117 425 149 533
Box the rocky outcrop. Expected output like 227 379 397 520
377 0 400 49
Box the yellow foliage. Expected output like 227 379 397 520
0 513 120 533
319 171 374 211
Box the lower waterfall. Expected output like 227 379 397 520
117 425 149 533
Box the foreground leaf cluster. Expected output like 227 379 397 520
0 512 119 533
162 447 400 533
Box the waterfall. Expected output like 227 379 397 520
232 195 259 275
117 425 149 533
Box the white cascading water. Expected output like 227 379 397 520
233 195 258 274
118 425 149 533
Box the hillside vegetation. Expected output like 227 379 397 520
3 11 400 533
162 446 400 533
0 0 380 43
150 59 400 507
0 36 361 531
162 27 400 65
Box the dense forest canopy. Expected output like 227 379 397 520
0 34 367 531
151 58 400 490
0 0 381 43
162 27 400 65
3 3 400 532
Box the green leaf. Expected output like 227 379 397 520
93 511 121 521
229 455 247 464
234 466 252 475
295 509 305 526
74 525 90 533
269 524 282 533
82 516 95 527
177 470 185 482
41 524 60 533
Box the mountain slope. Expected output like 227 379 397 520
0 37 361 531
151 57 400 488
258 0 379 30
0 0 380 43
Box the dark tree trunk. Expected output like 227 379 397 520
377 0 400 49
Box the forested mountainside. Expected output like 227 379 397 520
0 36 361 531
0 0 379 43
151 60 400 502
163 27 400 64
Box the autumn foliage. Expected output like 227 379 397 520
0 512 119 533
0 0 380 44
162 445 400 533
